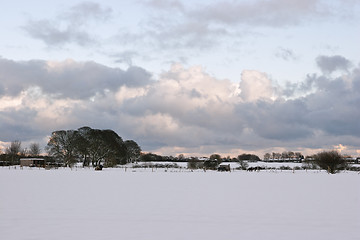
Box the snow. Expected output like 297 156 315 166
1 167 359 240
248 161 303 168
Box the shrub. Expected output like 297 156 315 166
187 158 203 169
203 160 219 170
313 151 347 174
279 166 292 170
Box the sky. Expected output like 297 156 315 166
0 0 360 157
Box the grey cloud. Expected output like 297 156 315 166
0 58 152 99
144 0 184 11
303 72 360 137
64 1 112 25
111 51 139 66
23 19 94 46
0 108 41 142
316 55 352 74
122 66 153 87
191 0 325 27
275 47 298 61
22 2 112 46
125 0 333 53
237 99 313 141
134 19 227 51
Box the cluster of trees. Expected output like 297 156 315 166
46 126 141 167
263 151 304 161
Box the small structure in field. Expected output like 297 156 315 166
218 164 231 172
20 158 46 168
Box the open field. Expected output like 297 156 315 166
1 167 359 240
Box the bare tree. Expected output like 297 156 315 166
264 153 271 161
5 140 22 155
5 140 22 165
29 143 41 156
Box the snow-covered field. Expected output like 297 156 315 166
1 167 359 240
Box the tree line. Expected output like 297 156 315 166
0 126 358 174
263 151 304 161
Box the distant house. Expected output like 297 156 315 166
20 158 46 168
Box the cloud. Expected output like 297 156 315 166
0 58 152 99
144 0 184 11
22 2 112 46
190 0 326 27
316 55 352 74
122 0 346 53
239 70 277 102
23 19 94 46
275 47 298 61
111 51 139 66
1 56 360 156
64 1 112 24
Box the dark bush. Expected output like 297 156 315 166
279 166 292 170
313 151 347 174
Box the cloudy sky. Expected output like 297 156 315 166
1 0 360 157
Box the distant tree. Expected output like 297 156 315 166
264 153 271 161
288 151 295 160
203 159 219 170
295 152 304 161
187 157 202 169
46 130 80 167
238 154 260 162
313 151 347 174
84 128 127 167
29 143 41 156
6 140 22 155
5 140 22 165
177 154 185 161
124 140 141 164
210 154 222 164
281 151 289 160
77 127 92 167
140 153 163 162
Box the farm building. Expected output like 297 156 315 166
20 158 46 168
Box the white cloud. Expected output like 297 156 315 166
239 70 277 102
115 86 148 105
